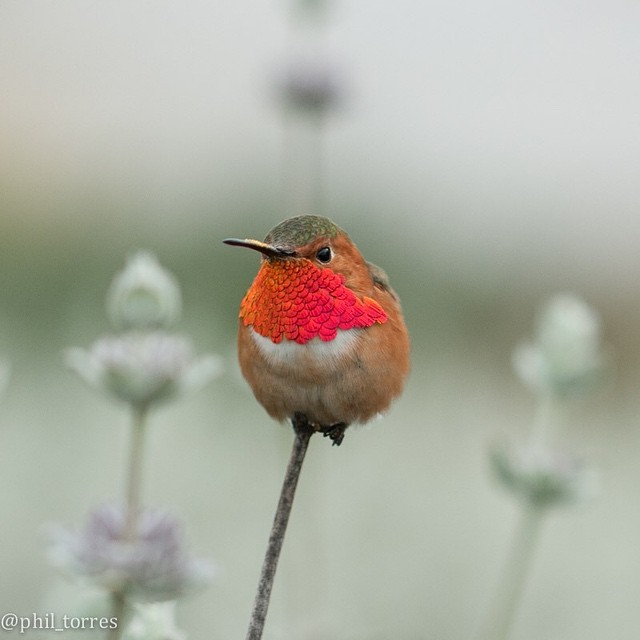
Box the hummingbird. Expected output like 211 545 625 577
224 215 410 445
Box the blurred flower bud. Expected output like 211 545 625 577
48 504 214 603
123 601 186 640
66 332 223 410
513 294 604 397
108 253 182 332
276 57 344 115
490 440 597 509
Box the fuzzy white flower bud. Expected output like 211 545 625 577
107 253 182 331
490 440 597 509
513 294 604 397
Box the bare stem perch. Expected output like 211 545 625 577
246 414 315 640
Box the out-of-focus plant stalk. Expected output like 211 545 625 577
530 393 556 446
109 593 126 640
477 294 604 640
278 0 340 219
476 390 558 640
124 406 149 539
281 111 326 218
476 504 543 640
109 405 150 640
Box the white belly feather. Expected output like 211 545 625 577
250 328 361 367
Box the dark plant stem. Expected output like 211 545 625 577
245 415 315 640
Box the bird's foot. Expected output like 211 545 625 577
320 422 347 447
291 414 347 446
291 412 315 437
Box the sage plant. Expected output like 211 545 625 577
50 252 221 639
275 0 345 218
476 293 605 640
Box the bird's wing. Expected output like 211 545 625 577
367 261 399 301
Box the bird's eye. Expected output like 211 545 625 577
316 246 332 263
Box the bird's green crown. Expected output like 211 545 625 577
264 215 342 250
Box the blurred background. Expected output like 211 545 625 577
2 1 640 638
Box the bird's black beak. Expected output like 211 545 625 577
223 238 296 258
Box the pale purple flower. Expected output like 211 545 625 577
49 505 213 602
277 57 344 115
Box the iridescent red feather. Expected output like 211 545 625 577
240 259 387 344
